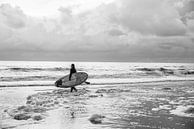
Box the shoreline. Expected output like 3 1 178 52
1 78 194 88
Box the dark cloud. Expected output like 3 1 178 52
158 43 173 50
191 38 194 43
158 42 189 50
108 0 186 36
178 0 194 16
178 0 194 24
108 29 126 36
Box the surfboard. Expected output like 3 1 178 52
55 72 88 88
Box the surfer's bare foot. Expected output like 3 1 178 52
71 112 75 118
70 87 77 92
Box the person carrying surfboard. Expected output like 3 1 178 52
69 64 77 92
55 64 90 89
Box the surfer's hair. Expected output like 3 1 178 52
71 64 75 68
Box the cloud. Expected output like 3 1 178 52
0 23 12 41
0 1 194 62
177 0 194 24
158 41 189 50
107 0 187 36
0 3 27 29
108 29 126 36
178 0 194 16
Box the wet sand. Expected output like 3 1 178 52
0 81 194 129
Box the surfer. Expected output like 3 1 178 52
69 64 77 92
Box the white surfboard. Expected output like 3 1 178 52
55 72 88 88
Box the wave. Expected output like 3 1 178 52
1 66 194 75
1 68 194 83
89 73 134 79
136 67 194 75
136 67 174 74
2 67 70 72
0 67 87 73
1 62 194 87
0 76 59 82
180 70 194 75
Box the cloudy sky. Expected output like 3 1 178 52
0 0 194 62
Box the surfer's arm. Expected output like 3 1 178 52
69 69 73 80
69 68 76 80
69 73 72 80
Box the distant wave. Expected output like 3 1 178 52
136 67 194 75
3 67 70 72
136 67 174 74
89 73 134 79
0 76 59 82
1 68 194 83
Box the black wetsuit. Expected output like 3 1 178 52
69 68 77 92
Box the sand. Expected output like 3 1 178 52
0 81 194 129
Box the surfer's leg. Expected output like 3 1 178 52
72 87 77 92
70 87 77 92
70 87 73 92
74 87 77 92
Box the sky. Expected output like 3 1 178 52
0 0 194 62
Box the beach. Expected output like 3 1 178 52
0 81 194 129
0 61 194 129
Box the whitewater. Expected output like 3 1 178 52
1 61 194 87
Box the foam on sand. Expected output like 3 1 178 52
152 105 172 111
170 105 194 117
89 114 105 124
6 88 90 121
95 88 130 93
7 104 46 121
1 80 194 129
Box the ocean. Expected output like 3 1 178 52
0 61 194 87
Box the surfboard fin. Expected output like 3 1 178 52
85 81 90 84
